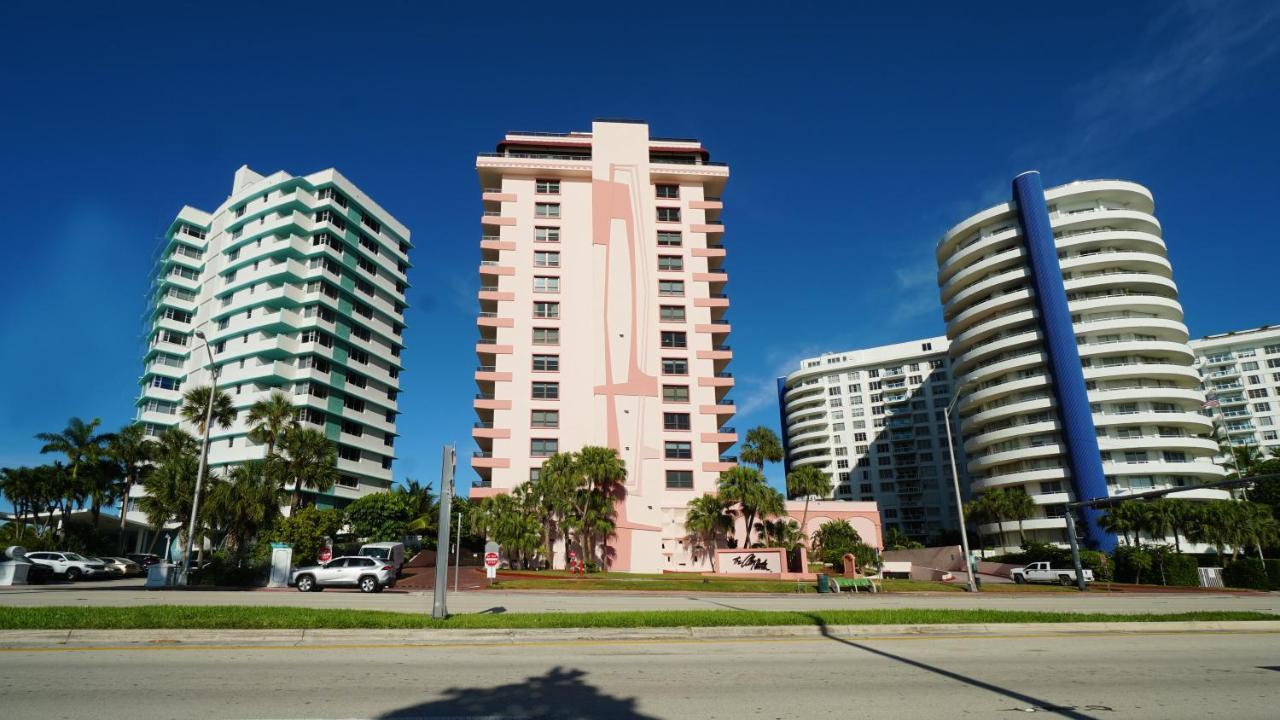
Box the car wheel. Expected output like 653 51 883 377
359 576 379 594
65 568 82 581
296 575 314 593
1013 575 1025 584
1059 575 1072 586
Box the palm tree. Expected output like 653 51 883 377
573 446 626 569
963 495 993 554
1142 499 1178 549
684 494 733 571
35 416 113 524
180 385 236 436
246 390 297 458
1236 502 1279 559
108 423 155 552
203 460 282 554
1101 501 1149 548
1185 501 1232 564
398 478 439 539
786 465 830 544
753 518 804 550
1001 488 1036 548
975 488 1011 549
884 526 923 550
717 466 784 549
740 427 783 474
139 442 200 555
530 452 580 568
272 426 338 513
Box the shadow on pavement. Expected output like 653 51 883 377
804 614 1107 720
378 666 655 719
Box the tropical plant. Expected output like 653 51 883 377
786 465 830 544
203 460 282 554
1000 488 1036 547
272 426 338 513
346 491 415 543
883 526 923 551
717 466 784 549
963 494 994 553
138 442 200 557
572 446 626 569
246 390 297 458
1099 500 1148 547
179 385 236 436
753 518 804 551
271 507 344 565
35 416 113 525
469 492 541 569
683 494 733 571
107 423 155 552
527 452 580 568
811 519 875 573
739 426 783 473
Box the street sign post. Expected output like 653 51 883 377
431 445 456 619
484 541 499 582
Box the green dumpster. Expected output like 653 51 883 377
817 573 830 593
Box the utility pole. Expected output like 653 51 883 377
431 444 456 619
182 329 218 585
944 384 979 593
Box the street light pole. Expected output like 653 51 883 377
182 329 217 585
944 386 979 593
431 444 456 619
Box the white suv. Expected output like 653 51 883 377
24 552 108 581
290 556 396 593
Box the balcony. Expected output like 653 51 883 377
699 374 735 388
471 451 510 469
480 236 516 252
692 245 726 258
478 286 515 302
481 190 516 203
479 261 514 276
480 211 515 227
702 402 736 414
697 346 733 361
693 271 728 284
691 221 725 234
472 421 510 440
702 428 738 444
696 321 731 334
1202 354 1236 366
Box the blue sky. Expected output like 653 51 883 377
1 1 1278 500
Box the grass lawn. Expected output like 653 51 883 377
488 572 1084 594
0 606 1272 631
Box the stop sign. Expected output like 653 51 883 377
317 546 332 563
484 552 499 568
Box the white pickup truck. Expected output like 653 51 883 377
1010 561 1094 586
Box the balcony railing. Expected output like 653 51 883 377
474 451 493 458
482 187 502 193
478 311 497 318
718 426 737 434
712 345 731 351
476 365 496 372
482 210 501 217
474 393 494 400
474 421 494 429
715 372 733 378
719 455 738 463
479 285 499 292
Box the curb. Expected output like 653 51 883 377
3 620 1278 649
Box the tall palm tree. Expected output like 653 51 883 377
740 427 783 474
108 423 155 552
180 385 236 436
963 495 993 554
246 390 297 458
1142 499 1178 550
684 494 733 571
574 446 626 569
35 416 113 524
1001 488 1036 548
717 466 784 549
529 453 580 568
1102 501 1150 548
139 443 200 555
1185 501 1232 564
204 460 282 554
786 465 830 544
753 518 803 550
272 426 338 513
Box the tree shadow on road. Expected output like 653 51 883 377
803 613 1108 720
378 665 656 719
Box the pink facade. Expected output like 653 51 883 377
472 121 734 573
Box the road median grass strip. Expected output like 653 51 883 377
0 606 1273 631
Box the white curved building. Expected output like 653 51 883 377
136 166 411 510
936 173 1226 552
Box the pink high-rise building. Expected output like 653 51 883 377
471 120 735 573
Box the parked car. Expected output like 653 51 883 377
15 557 55 584
97 557 144 577
291 556 395 593
358 542 406 577
1010 561 1094 586
24 552 108 581
126 553 162 570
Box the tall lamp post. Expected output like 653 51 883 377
181 329 218 585
943 382 979 593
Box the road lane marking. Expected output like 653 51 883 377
1 629 1277 654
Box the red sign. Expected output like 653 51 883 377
484 551 499 568
318 547 332 563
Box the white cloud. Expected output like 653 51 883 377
888 258 942 324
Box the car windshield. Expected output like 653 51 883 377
360 548 389 559
64 553 88 562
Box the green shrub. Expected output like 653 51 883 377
1223 559 1270 590
990 542 1111 581
1152 549 1199 587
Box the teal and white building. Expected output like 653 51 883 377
137 166 412 510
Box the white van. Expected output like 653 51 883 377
358 542 406 577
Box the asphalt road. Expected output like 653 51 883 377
1 578 1277 615
2 628 1277 718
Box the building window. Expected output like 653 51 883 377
661 331 687 348
532 410 559 428
664 441 692 459
532 354 559 372
535 179 560 195
657 231 682 247
359 234 380 256
535 227 560 243
664 412 691 431
338 446 360 462
532 382 559 399
662 358 688 375
655 184 679 199
657 207 681 223
531 439 558 457
534 251 560 268
534 276 560 293
663 385 689 403
660 305 686 322
342 420 363 437
533 301 560 319
658 255 684 271
533 327 560 345
666 470 693 489
535 203 561 218
658 280 685 296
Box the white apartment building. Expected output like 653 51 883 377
936 173 1226 552
1190 325 1280 457
136 166 411 510
778 336 961 543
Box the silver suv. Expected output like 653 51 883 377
24 552 108 581
290 556 395 593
